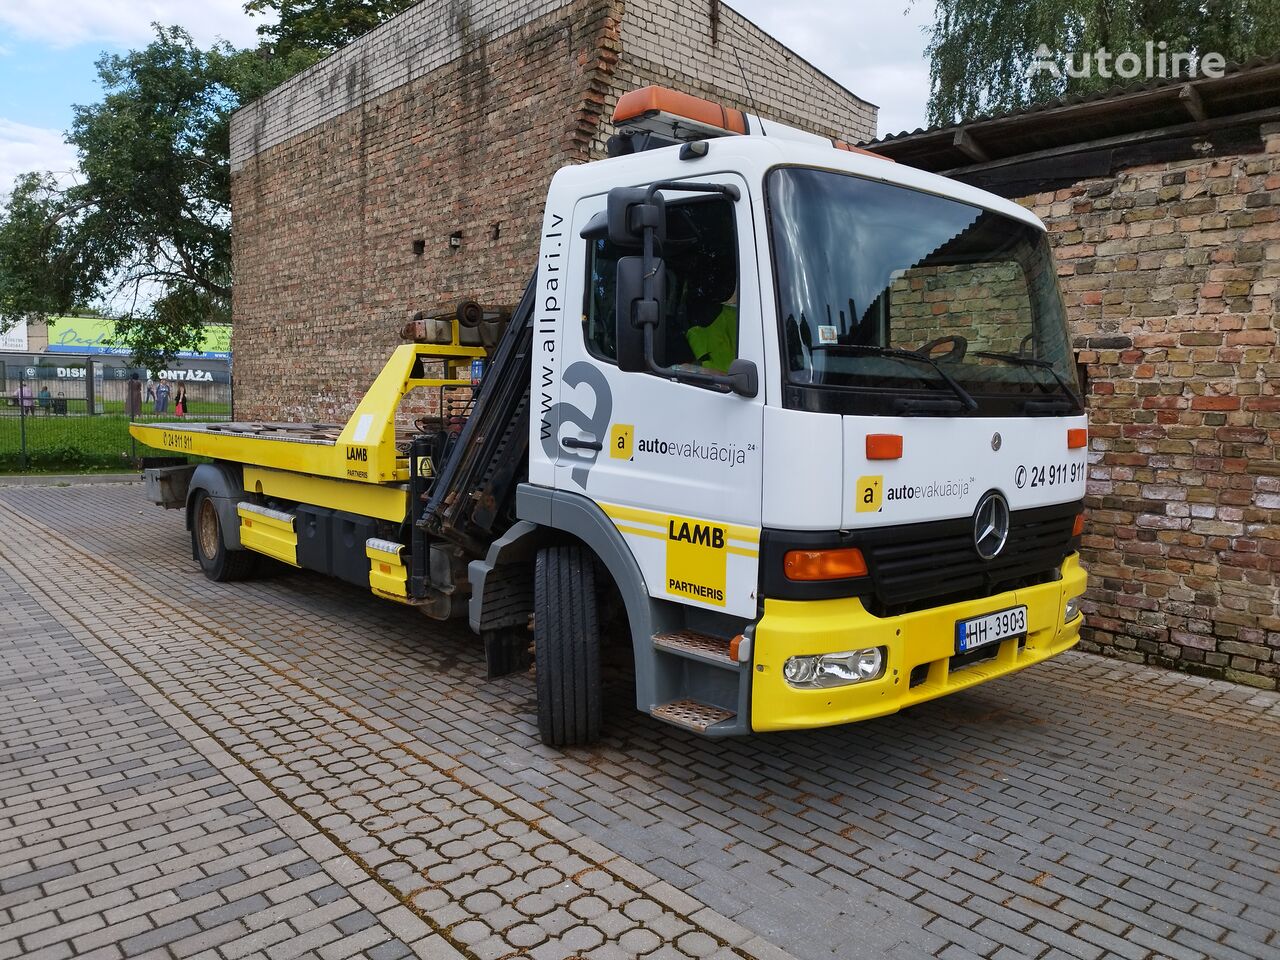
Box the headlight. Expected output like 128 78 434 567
783 647 885 689
1064 595 1083 623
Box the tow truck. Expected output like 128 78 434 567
134 86 1089 746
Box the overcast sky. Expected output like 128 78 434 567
0 0 936 190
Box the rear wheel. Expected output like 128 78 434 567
190 491 257 582
534 544 602 746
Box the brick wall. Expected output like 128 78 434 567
1019 126 1280 689
230 0 875 423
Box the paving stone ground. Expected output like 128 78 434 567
1 481 1279 960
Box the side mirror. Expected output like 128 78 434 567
726 359 759 399
615 256 666 372
607 187 666 248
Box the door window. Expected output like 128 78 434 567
582 197 740 374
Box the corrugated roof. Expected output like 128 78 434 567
865 52 1280 146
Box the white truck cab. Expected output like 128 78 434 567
516 88 1087 739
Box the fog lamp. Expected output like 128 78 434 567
783 647 885 689
1064 595 1083 623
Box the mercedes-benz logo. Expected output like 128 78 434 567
973 491 1011 561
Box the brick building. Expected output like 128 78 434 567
868 60 1280 688
229 0 875 422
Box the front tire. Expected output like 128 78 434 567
534 544 602 746
190 491 257 582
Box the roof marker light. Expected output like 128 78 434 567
833 139 895 162
1068 428 1088 449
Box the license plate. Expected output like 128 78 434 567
956 605 1027 653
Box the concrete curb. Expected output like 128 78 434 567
0 472 141 487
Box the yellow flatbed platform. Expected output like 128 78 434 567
130 342 486 522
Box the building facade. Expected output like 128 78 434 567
230 0 875 422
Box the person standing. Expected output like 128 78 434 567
174 383 187 418
14 382 34 413
126 374 143 418
154 378 170 414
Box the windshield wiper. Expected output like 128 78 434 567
974 351 1083 411
813 343 978 412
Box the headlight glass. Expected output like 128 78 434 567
1064 595 1083 622
783 647 885 689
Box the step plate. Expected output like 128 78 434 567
652 630 734 664
652 699 736 733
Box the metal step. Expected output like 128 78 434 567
652 630 735 665
651 698 736 733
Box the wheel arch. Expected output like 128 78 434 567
509 483 679 713
185 461 246 551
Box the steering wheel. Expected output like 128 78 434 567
915 335 968 362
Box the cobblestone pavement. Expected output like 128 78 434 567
2 483 1279 960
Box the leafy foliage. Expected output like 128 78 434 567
243 0 420 57
0 25 316 367
923 0 1280 126
0 173 105 325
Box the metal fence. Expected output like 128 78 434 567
1 363 232 472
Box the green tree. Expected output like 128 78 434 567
0 26 315 369
0 173 106 323
243 0 419 57
924 0 1280 126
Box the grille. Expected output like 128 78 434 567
859 503 1077 615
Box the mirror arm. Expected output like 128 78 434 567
633 178 754 397
644 180 742 203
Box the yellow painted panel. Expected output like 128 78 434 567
243 467 407 523
751 554 1086 731
369 560 408 597
237 507 299 567
366 542 408 598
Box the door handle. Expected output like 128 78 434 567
562 436 603 451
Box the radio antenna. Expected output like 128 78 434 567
723 13 762 130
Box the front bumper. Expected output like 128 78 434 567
751 553 1086 731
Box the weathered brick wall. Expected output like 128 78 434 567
603 0 875 156
231 0 875 423
1019 126 1280 689
231 0 619 422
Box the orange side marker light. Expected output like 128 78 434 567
866 434 903 460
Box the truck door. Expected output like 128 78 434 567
548 175 765 619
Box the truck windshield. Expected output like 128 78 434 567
766 166 1081 416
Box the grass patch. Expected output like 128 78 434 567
0 413 225 472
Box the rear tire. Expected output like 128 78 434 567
534 544 602 746
190 491 257 582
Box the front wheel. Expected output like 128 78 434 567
534 544 602 747
190 491 257 582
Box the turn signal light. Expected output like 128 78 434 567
1068 428 1088 449
866 434 903 460
1072 513 1085 537
784 547 867 581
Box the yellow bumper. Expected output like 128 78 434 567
751 554 1087 731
